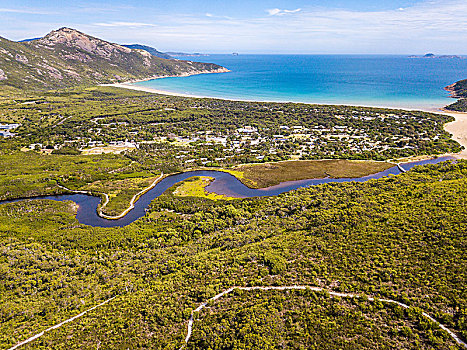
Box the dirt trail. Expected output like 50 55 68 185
8 286 466 349
179 285 467 349
8 296 116 350
58 172 164 220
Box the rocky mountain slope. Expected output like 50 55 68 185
446 79 467 99
0 27 227 90
122 44 172 59
445 79 467 111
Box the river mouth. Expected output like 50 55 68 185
0 156 454 228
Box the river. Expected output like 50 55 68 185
0 156 453 227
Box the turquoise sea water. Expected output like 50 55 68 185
134 55 467 109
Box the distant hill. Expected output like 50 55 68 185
0 27 227 90
122 44 172 59
18 38 41 42
166 52 209 57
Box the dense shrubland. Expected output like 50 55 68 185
0 160 465 349
0 86 460 163
189 289 460 349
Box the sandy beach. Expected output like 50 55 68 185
108 81 467 160
105 82 206 98
102 67 230 98
439 110 467 159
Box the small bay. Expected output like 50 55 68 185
134 54 467 109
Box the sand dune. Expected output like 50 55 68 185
442 110 467 159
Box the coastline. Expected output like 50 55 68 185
108 76 455 111
108 81 448 110
102 67 230 97
108 79 467 160
437 109 467 159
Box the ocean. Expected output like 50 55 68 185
134 54 467 110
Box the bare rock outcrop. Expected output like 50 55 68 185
0 68 7 80
37 27 132 59
15 53 29 64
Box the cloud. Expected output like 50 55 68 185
94 22 156 28
0 7 55 15
267 8 302 16
5 0 465 54
72 0 467 54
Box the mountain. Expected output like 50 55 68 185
0 27 228 90
122 44 172 59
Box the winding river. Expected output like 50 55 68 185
0 156 453 228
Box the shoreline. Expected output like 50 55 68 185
108 80 467 160
436 109 467 159
109 81 448 111
102 67 230 97
106 76 450 111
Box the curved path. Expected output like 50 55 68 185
179 286 467 350
57 172 164 220
0 157 454 228
7 296 117 350
7 286 466 349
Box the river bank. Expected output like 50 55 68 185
0 157 454 228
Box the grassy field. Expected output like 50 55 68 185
172 176 234 201
227 159 394 188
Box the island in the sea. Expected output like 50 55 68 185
409 53 464 59
1 27 466 350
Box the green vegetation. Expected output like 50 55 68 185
445 79 467 111
0 152 160 215
229 159 393 188
84 176 159 216
172 176 234 200
51 146 81 155
446 99 467 112
0 86 460 166
0 78 465 349
447 79 467 99
0 160 466 349
190 289 460 349
0 27 224 90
